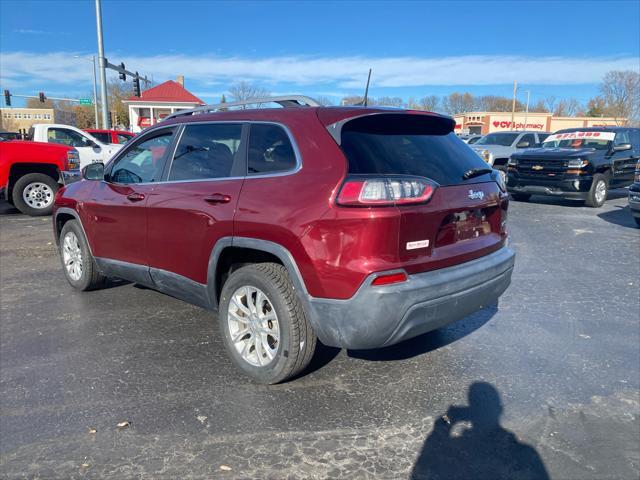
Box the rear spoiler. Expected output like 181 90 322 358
321 111 456 145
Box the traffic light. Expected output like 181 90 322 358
119 63 126 81
4 90 10 106
39 92 46 103
133 73 141 97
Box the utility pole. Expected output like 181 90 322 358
91 56 99 128
523 90 531 130
511 80 517 128
95 0 109 129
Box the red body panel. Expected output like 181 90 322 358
85 129 134 144
81 182 153 266
146 180 243 283
0 140 72 190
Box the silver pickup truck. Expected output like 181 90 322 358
472 130 551 170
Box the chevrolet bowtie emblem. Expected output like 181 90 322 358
532 165 544 171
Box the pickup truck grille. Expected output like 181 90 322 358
516 158 568 177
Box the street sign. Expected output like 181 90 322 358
79 98 93 105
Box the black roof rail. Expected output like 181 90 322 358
162 95 321 121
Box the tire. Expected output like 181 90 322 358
218 263 317 384
585 174 608 208
59 220 105 291
511 193 531 202
12 173 59 216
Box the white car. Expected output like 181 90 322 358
28 124 123 169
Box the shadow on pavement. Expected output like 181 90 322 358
411 382 549 480
347 303 497 361
597 204 638 229
0 201 20 215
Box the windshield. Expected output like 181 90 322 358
474 133 518 146
542 131 614 150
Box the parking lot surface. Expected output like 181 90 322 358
1 192 639 479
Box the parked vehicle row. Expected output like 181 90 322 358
0 137 79 215
507 128 640 208
28 124 124 169
52 97 515 383
471 131 551 171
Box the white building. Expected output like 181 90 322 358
123 76 204 133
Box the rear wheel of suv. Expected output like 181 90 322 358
218 263 316 384
511 193 531 202
12 173 58 216
585 174 608 208
59 220 105 291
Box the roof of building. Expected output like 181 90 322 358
125 80 204 104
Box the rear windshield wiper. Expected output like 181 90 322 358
462 168 493 180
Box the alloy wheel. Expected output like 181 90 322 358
227 286 280 367
62 232 83 281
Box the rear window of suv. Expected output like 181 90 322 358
340 114 492 185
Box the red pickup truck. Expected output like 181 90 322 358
0 139 80 216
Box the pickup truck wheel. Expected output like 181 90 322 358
219 263 317 384
59 220 105 291
12 173 58 216
511 193 531 202
585 174 608 208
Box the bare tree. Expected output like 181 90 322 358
544 96 557 113
0 113 19 132
554 98 582 117
599 70 640 124
442 92 475 114
314 96 334 106
375 96 404 107
475 95 523 112
530 99 548 113
228 81 271 106
419 95 440 111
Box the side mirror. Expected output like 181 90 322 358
91 141 102 150
82 162 104 181
516 141 530 148
612 143 632 152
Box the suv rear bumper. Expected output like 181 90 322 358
305 246 515 349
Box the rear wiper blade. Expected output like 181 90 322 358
462 168 493 180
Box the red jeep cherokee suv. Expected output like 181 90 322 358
53 96 515 383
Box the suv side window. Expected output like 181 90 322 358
90 132 111 144
628 129 640 151
248 124 297 175
108 130 174 184
537 133 550 144
520 133 536 147
168 123 243 181
48 128 95 148
614 130 630 146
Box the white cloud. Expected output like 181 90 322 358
1 51 637 92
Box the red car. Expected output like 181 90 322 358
0 138 79 215
53 96 515 383
84 129 134 145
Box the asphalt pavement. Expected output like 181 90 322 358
1 191 639 479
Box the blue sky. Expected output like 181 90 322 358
1 0 639 108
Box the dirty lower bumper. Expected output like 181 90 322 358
306 246 515 349
629 185 640 218
507 174 591 199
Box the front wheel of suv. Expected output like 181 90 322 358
59 220 105 290
218 263 317 384
585 174 608 208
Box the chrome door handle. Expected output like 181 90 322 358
126 192 145 202
204 193 231 204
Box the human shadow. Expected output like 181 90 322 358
347 303 498 362
411 382 549 480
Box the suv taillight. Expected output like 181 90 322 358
66 149 80 170
337 176 437 206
